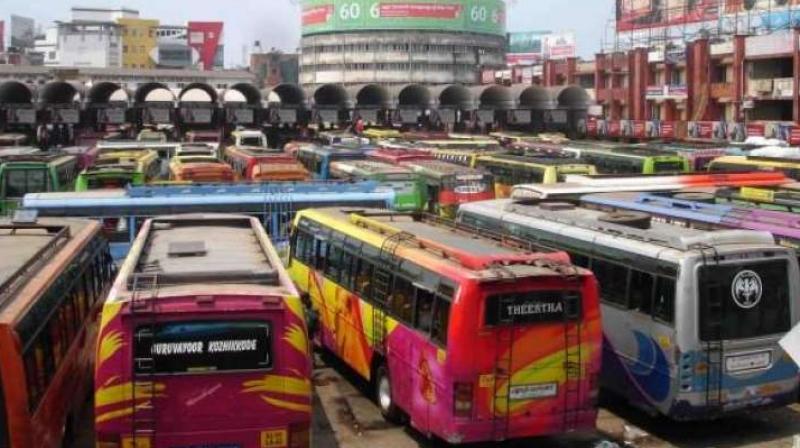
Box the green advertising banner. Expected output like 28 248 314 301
301 0 506 36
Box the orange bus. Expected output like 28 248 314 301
0 216 115 447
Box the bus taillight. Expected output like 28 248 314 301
289 421 311 448
453 382 474 418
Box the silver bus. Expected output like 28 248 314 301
458 199 800 420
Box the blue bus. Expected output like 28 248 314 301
23 181 395 259
296 144 371 180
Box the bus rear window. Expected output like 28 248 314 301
5 169 48 197
653 161 686 173
134 321 272 374
485 291 581 326
699 260 791 341
88 177 130 189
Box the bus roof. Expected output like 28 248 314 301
0 218 97 315
331 159 413 176
404 160 487 177
0 147 40 158
712 155 800 168
0 152 74 164
461 199 777 258
305 208 576 280
112 214 292 297
566 143 678 158
479 154 594 168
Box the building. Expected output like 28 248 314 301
118 18 159 69
299 0 507 86
31 7 224 71
251 50 299 88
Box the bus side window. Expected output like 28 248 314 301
390 276 415 323
653 276 676 324
314 238 328 271
431 297 450 346
628 270 655 315
353 257 373 299
592 258 628 307
340 250 355 290
324 241 343 282
414 287 435 334
571 252 590 268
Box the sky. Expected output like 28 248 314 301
2 0 615 67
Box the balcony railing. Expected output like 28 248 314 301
710 83 734 99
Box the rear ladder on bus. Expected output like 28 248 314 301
371 231 415 352
697 246 724 414
130 273 160 445
562 293 583 432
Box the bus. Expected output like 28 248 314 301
714 186 800 213
136 128 168 143
230 129 269 149
475 155 597 198
330 159 426 211
368 148 434 165
458 199 800 420
251 161 311 183
185 130 221 147
0 216 116 447
169 155 235 183
60 145 100 170
0 147 40 159
0 133 28 147
95 214 311 448
509 171 792 202
0 153 78 214
564 144 691 175
416 139 501 152
75 150 161 191
429 147 504 168
643 143 729 171
224 145 290 180
175 143 218 158
24 181 397 259
362 128 403 140
288 208 601 443
708 156 800 180
404 160 495 218
581 192 800 250
297 145 369 180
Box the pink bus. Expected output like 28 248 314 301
94 214 311 448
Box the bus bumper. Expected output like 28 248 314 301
668 387 799 421
441 409 598 444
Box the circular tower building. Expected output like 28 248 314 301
299 0 507 87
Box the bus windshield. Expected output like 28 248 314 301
87 175 132 190
653 161 687 173
5 169 48 197
698 260 791 341
240 137 265 147
134 320 272 375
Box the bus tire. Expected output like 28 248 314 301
374 364 402 423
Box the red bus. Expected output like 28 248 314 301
224 146 294 180
0 217 115 447
368 148 434 165
289 209 602 443
95 214 311 448
403 160 495 218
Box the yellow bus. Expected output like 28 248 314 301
708 156 800 180
475 154 597 198
429 147 505 168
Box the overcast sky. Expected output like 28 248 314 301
3 0 615 67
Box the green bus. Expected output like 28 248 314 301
75 150 161 191
564 143 691 175
0 153 78 214
329 159 427 212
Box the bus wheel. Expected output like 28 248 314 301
374 364 401 423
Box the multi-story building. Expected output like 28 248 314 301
49 20 122 68
118 18 159 69
299 0 507 86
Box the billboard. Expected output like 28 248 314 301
543 32 576 60
10 15 35 49
506 31 547 65
506 31 576 65
188 22 224 70
301 0 506 36
615 0 719 31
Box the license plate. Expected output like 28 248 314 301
260 429 288 448
509 382 558 400
726 351 771 373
